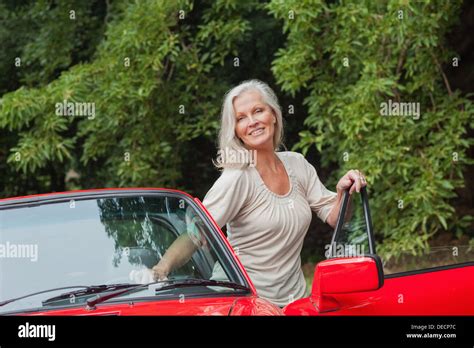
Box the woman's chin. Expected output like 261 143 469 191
244 140 273 151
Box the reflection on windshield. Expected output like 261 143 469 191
0 194 236 313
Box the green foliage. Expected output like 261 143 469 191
0 0 472 261
267 0 473 260
0 0 262 191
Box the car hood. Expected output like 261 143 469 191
18 296 282 316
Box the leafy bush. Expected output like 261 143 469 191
266 0 473 259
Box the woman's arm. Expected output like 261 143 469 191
151 233 198 280
151 169 250 281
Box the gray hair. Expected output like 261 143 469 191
213 79 284 169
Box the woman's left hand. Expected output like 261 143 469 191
336 169 367 195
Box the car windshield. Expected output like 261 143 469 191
0 193 244 314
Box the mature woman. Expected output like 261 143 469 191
152 79 367 307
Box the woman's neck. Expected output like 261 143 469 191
255 149 279 173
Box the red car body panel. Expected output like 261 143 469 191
283 264 474 315
22 296 282 316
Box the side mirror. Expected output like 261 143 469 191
312 255 384 312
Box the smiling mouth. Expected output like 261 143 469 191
249 127 264 136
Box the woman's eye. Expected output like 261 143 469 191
255 109 262 113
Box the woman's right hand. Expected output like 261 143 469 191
151 258 171 281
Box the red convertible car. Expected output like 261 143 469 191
0 187 472 316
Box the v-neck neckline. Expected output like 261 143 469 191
251 152 293 198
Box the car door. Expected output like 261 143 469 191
285 187 474 315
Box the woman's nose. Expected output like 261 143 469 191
248 115 258 126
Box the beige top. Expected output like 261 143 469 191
200 151 337 307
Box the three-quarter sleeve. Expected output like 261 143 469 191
300 155 338 223
201 168 251 229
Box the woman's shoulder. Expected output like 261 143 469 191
203 166 254 205
277 151 318 185
276 151 308 166
214 166 253 187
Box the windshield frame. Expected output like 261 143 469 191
0 189 254 314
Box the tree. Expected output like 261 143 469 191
266 0 473 259
0 0 268 195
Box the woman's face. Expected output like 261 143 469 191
233 90 276 151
